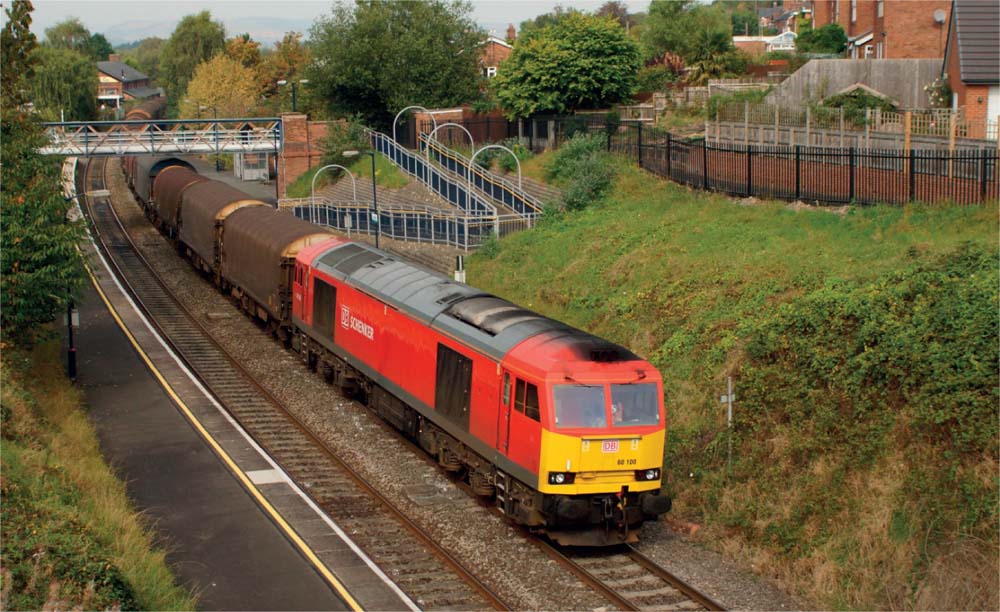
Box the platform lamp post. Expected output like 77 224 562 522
62 189 108 380
343 149 379 248
277 79 310 113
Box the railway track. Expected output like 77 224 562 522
78 157 508 611
82 156 727 612
552 545 724 611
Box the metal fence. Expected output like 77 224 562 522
556 116 998 206
279 197 535 251
370 130 496 216
419 134 544 217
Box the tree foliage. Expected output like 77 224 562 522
595 1 633 30
307 0 483 128
517 5 580 42
641 0 730 62
85 32 113 60
494 12 640 118
159 11 226 108
1 0 84 345
120 37 164 81
28 45 97 120
795 23 847 54
42 17 112 60
180 54 260 118
43 17 88 51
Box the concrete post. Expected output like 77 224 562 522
744 101 749 144
805 107 811 146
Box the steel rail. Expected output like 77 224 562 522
78 157 510 612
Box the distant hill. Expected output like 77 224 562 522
104 16 314 47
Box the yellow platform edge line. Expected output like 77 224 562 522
83 263 365 612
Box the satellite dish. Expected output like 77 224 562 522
933 9 947 24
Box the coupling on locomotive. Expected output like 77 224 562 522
124 153 671 546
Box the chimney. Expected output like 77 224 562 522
108 53 121 63
506 23 516 42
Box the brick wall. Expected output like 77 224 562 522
882 0 950 58
277 113 341 197
963 85 992 138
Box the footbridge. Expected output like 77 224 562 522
39 118 282 156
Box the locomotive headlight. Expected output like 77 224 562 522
635 468 660 481
548 472 575 485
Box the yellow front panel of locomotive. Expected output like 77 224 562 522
537 428 665 495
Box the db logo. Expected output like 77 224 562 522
602 440 619 453
340 305 351 329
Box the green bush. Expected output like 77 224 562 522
560 154 617 211
546 132 607 183
738 242 998 539
321 116 369 169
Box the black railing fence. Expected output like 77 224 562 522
555 116 998 206
415 114 998 206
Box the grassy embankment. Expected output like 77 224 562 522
285 152 408 199
1 341 195 610
469 150 998 610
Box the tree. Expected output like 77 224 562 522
180 54 260 118
44 17 89 51
260 31 310 96
120 36 164 82
226 33 261 69
28 45 97 120
796 23 847 54
159 11 226 108
517 5 580 42
596 1 632 30
494 12 640 118
307 0 482 128
2 0 84 344
641 0 730 62
85 32 113 60
686 28 736 85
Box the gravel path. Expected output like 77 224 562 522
104 158 807 611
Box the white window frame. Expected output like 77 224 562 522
851 0 857 22
877 0 884 18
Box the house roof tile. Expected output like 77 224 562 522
97 61 147 83
952 0 999 84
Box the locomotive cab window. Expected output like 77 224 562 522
610 383 660 427
313 278 336 338
502 373 511 405
553 385 607 429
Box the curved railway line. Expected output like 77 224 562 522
78 155 727 612
79 157 506 611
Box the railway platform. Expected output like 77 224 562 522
72 224 415 611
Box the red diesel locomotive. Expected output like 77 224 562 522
124 156 671 545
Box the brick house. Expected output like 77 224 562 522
97 53 160 109
811 0 952 59
941 0 1000 138
481 34 513 79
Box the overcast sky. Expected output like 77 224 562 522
26 0 653 45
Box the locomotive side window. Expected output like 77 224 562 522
434 344 472 429
502 373 511 405
512 378 540 422
514 379 526 413
524 383 540 422
313 279 336 338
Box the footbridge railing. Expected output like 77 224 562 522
419 134 544 217
278 196 533 251
40 118 282 156
370 131 496 216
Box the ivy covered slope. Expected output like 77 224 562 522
469 161 998 610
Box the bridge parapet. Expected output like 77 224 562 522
40 118 282 156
